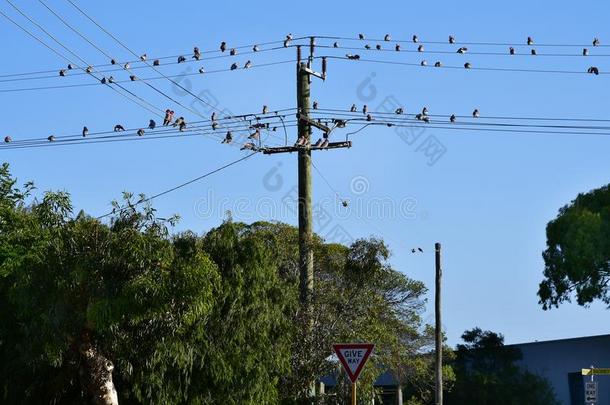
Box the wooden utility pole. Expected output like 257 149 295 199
435 242 443 405
297 59 314 309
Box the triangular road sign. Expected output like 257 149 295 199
333 343 375 383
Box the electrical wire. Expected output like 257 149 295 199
96 152 258 219
314 35 608 48
323 55 605 75
0 59 299 93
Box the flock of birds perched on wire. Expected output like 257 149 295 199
2 31 610 148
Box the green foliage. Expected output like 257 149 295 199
539 184 610 308
0 165 445 404
445 328 559 405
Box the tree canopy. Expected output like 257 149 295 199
0 163 444 404
538 184 610 309
445 328 559 405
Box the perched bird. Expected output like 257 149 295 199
312 101 318 110
320 138 329 148
248 129 260 139
199 67 205 74
261 105 270 115
47 135 55 142
124 63 130 69
241 142 256 150
334 42 339 48
364 44 371 50
583 48 589 56
193 47 201 60
244 60 252 69
588 66 600 75
179 121 187 132
222 131 233 144
422 107 429 115
4 136 11 143
472 109 480 118
173 117 185 128
350 104 357 112
593 38 600 47
130 75 137 81
59 69 66 77
286 33 293 41
509 47 515 55
449 35 456 44
110 59 117 65
153 59 160 66
527 36 534 45
148 120 156 130
420 60 428 66
531 49 537 55
434 61 442 67
412 35 419 43
100 77 107 84
67 64 74 70
283 38 290 47
177 55 186 63
230 63 238 70
366 114 373 121
362 104 368 114
114 125 125 132
358 33 365 40
450 114 456 123
212 121 218 130
230 48 237 56
82 126 88 137
464 62 472 69
415 113 424 120
457 47 468 54
140 53 147 61
346 54 360 60
294 136 306 147
418 45 424 52
395 44 401 51
253 44 260 52
411 247 424 253
220 41 227 52
375 44 382 50
384 34 391 41
211 112 217 121
312 138 322 147
395 107 403 114
137 128 145 136
108 76 115 83
86 66 93 73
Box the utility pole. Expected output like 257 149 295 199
297 56 313 310
435 242 443 405
262 42 351 399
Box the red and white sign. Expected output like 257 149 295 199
333 343 375 383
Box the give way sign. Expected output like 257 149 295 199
333 343 375 383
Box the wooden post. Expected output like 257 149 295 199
351 381 357 405
297 61 313 311
435 242 443 405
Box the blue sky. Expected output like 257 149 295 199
1 0 609 346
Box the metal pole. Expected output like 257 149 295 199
435 242 443 405
352 381 357 405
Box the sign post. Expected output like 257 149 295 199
333 343 374 405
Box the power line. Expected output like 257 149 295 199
0 59 299 93
323 55 605 75
314 34 608 48
96 152 258 219
3 0 165 116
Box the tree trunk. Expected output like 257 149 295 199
79 343 119 405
